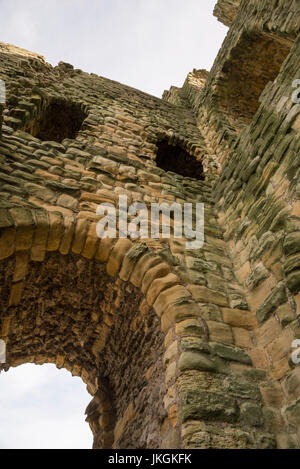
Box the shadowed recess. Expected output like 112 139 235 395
30 99 87 143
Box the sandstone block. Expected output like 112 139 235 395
163 341 178 366
13 251 29 282
161 428 180 449
256 282 287 324
188 285 228 307
161 301 201 332
222 307 257 330
232 327 253 349
59 216 76 255
255 316 282 348
283 368 300 402
179 351 216 372
119 243 148 281
146 272 179 306
0 227 15 260
82 222 99 259
267 327 294 363
9 281 24 306
175 319 204 338
153 285 191 317
240 402 263 427
248 349 270 370
31 209 49 261
130 253 161 287
72 218 89 255
57 193 78 210
259 382 285 407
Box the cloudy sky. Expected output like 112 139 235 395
0 0 227 97
0 364 92 449
0 0 227 449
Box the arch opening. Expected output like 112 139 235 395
156 139 204 180
0 251 165 449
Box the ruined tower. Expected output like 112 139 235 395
0 0 299 449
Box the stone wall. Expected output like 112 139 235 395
0 0 300 449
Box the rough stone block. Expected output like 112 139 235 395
119 243 148 281
81 222 99 259
232 327 253 349
31 209 49 261
10 207 34 251
259 382 285 407
175 319 204 338
106 238 132 277
9 281 24 306
130 253 161 288
59 216 75 255
256 282 287 324
42 210 63 251
240 402 263 427
179 351 217 372
71 218 89 255
95 237 115 263
142 262 171 295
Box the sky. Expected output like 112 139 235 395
0 0 227 450
0 0 227 97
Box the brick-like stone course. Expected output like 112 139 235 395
0 0 300 449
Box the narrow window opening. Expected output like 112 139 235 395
156 139 204 180
26 99 87 143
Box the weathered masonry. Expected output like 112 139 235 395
0 0 300 449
